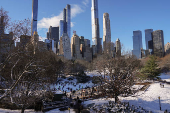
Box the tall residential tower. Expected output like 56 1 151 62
31 0 38 36
91 0 101 54
103 13 111 53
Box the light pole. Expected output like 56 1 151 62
158 96 161 110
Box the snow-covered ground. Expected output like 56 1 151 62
0 72 170 113
82 73 170 113
50 75 95 94
131 85 144 90
0 109 42 113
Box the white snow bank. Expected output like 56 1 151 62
0 109 42 113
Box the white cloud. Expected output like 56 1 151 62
38 12 63 29
71 4 84 18
82 0 89 6
38 4 84 29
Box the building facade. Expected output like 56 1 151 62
66 4 71 39
91 0 101 54
79 36 85 57
47 26 59 53
145 29 153 50
71 33 82 60
165 42 170 55
84 39 92 62
59 33 71 60
103 13 111 53
152 30 164 57
132 30 143 59
0 16 14 62
59 20 64 38
31 0 38 36
45 39 56 54
116 38 121 57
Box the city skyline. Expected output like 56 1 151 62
1 0 170 50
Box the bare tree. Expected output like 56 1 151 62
0 42 59 113
94 52 141 103
9 18 31 41
0 9 59 112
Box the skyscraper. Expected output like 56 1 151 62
31 0 38 36
66 5 71 39
116 38 121 57
165 42 170 55
132 30 143 59
152 30 165 57
91 0 101 54
145 29 153 50
59 20 64 38
71 33 82 60
103 13 111 53
59 4 71 39
47 26 59 53
59 33 71 60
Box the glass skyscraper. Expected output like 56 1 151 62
59 4 71 39
47 26 59 53
59 20 64 38
66 5 71 39
145 29 153 50
91 0 101 54
31 0 38 36
132 30 143 59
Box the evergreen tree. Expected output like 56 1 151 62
141 55 160 79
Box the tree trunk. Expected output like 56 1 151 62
21 105 25 113
115 95 118 103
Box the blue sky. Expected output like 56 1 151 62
1 0 170 50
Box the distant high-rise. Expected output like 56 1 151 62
103 13 111 53
59 33 71 60
145 29 153 50
31 0 38 36
59 4 71 39
84 39 90 47
116 38 121 57
71 33 82 60
59 20 64 38
132 30 143 59
66 5 71 39
79 36 85 57
47 26 59 53
91 0 101 54
0 17 14 62
165 42 170 55
152 30 165 57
